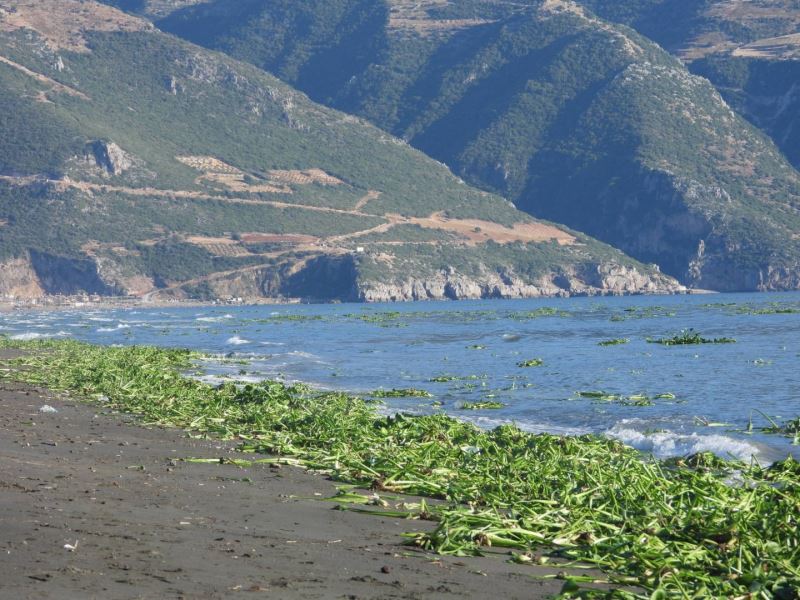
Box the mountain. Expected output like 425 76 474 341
579 0 800 170
147 0 800 291
0 0 680 303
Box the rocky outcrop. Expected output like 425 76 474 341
1 245 684 303
686 237 800 292
87 141 133 176
28 250 121 296
356 263 684 302
148 253 682 303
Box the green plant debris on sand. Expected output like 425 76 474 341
0 339 798 598
647 329 736 345
517 359 544 368
369 388 433 398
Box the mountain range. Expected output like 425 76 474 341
147 0 800 292
1 0 798 302
0 0 682 303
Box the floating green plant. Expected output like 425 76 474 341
517 358 543 368
577 390 621 400
370 388 433 398
598 338 630 346
733 303 800 315
754 410 800 444
429 374 487 383
460 401 505 410
647 329 736 345
576 391 674 407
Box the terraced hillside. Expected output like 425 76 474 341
132 0 800 291
0 0 680 302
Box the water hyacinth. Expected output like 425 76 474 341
0 339 798 598
647 329 736 345
517 358 544 368
370 388 433 398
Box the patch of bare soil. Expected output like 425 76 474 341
184 237 252 257
403 212 576 246
239 233 320 245
732 32 800 59
0 0 150 53
708 0 800 26
176 157 290 194
387 0 494 35
353 190 382 211
267 169 343 186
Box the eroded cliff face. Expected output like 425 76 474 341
0 256 45 298
686 237 800 292
355 262 684 302
28 250 121 296
1 249 684 304
562 167 800 292
0 252 130 299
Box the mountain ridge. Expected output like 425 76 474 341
0 0 682 303
147 0 800 291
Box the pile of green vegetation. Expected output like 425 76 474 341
647 329 736 345
1 338 797 597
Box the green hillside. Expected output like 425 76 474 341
0 0 678 302
150 0 800 291
579 0 800 168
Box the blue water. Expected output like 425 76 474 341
2 292 799 462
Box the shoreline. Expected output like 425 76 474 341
0 286 721 315
0 348 567 599
2 340 798 597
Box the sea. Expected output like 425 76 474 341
2 292 799 463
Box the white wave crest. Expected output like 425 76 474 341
97 324 131 332
197 314 234 323
607 424 759 460
10 332 50 341
226 336 250 345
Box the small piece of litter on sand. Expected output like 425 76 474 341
39 405 58 414
64 541 78 552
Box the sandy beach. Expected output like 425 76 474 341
0 349 563 599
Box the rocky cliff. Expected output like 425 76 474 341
145 252 684 303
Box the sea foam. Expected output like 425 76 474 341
607 422 759 460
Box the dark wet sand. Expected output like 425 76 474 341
0 351 564 599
